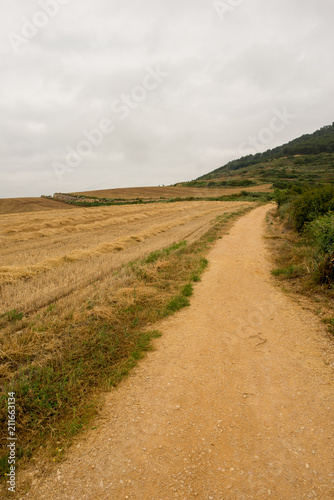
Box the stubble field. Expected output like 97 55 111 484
71 184 272 200
0 201 252 314
0 199 253 482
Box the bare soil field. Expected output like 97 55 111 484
0 197 77 214
72 184 273 200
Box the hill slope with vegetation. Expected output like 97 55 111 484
176 123 334 190
199 122 334 180
181 120 334 328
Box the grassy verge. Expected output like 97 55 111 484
0 205 253 490
323 317 334 335
266 208 334 337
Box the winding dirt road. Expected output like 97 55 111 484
26 205 334 499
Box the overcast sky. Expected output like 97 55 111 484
1 0 333 198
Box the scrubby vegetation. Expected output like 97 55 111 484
200 123 334 179
275 184 334 226
286 185 334 232
305 213 334 284
273 184 334 284
269 183 334 336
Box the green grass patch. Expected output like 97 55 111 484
1 310 24 322
271 265 305 279
165 295 190 314
182 283 194 297
322 318 334 336
145 241 187 264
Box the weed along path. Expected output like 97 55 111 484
26 205 334 499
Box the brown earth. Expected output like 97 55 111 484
23 205 334 499
0 197 77 215
72 184 273 200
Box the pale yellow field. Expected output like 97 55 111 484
0 197 77 214
72 184 272 200
0 201 252 315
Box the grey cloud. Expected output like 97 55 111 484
0 0 334 197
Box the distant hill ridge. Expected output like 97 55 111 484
199 122 334 180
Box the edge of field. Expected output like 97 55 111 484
265 208 334 338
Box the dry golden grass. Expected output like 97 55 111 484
0 185 272 216
0 202 252 309
72 184 273 200
0 201 254 381
0 199 257 489
0 201 253 359
0 197 78 214
0 203 220 245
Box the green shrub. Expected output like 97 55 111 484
226 179 256 187
305 213 334 284
306 213 334 254
290 185 334 231
274 184 307 209
317 253 334 284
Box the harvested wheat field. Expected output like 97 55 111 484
72 184 273 200
0 199 254 494
24 205 334 500
0 201 252 313
0 197 78 214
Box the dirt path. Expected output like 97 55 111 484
26 205 334 499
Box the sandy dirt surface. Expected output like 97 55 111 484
24 205 334 499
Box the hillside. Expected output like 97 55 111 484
183 123 334 189
5 124 334 213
